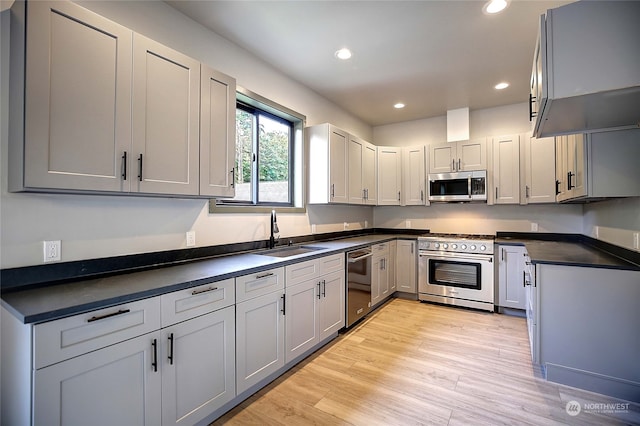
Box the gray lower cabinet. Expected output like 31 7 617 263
396 240 417 294
497 245 527 310
235 268 286 395
371 243 390 306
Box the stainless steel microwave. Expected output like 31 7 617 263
428 170 487 202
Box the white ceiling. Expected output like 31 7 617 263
167 0 573 127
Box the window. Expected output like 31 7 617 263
234 104 292 204
212 87 305 212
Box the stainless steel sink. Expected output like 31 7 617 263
257 245 323 258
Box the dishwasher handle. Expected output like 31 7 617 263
348 251 373 263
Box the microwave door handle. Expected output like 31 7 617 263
468 176 472 199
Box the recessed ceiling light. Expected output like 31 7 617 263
494 82 509 90
394 103 405 109
335 48 352 60
483 0 508 15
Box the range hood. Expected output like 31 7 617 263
447 107 469 142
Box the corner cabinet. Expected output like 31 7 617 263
200 66 236 198
555 129 640 202
530 1 640 137
9 0 235 198
307 124 349 204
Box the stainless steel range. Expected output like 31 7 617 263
418 234 495 311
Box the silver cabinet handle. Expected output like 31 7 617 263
495 187 499 199
322 279 326 297
256 272 274 279
458 159 461 170
230 168 235 188
468 176 472 199
398 191 401 201
168 333 174 365
281 294 286 315
525 185 530 198
88 309 130 323
331 183 335 198
151 339 158 372
317 281 321 299
452 159 455 171
420 189 424 202
192 286 218 296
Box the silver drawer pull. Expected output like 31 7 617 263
191 286 218 296
256 272 274 279
87 309 131 323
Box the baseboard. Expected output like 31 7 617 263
546 363 640 403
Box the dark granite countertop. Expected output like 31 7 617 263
495 233 640 271
1 234 413 324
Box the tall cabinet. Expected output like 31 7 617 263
307 124 349 204
402 146 427 206
492 135 520 205
13 0 133 193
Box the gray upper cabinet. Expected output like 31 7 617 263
531 1 640 137
132 35 200 196
11 1 133 193
10 1 234 199
200 66 236 198
307 124 349 204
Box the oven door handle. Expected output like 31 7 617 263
419 253 494 263
348 252 373 262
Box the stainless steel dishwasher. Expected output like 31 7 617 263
346 247 373 327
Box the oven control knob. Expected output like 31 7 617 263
461 244 467 250
434 243 440 249
451 244 458 249
470 244 477 251
480 245 487 251
442 243 448 249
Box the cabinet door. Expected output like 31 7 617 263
285 279 319 364
371 255 382 306
402 146 426 206
492 135 520 204
430 144 455 173
34 332 162 426
236 291 285 394
200 65 236 197
329 126 349 203
132 34 200 195
498 246 527 310
319 270 345 341
162 307 235 426
567 134 587 198
388 241 397 292
23 1 132 192
362 142 378 205
396 240 417 294
458 139 487 171
348 135 364 204
524 135 556 204
554 135 567 201
377 147 402 205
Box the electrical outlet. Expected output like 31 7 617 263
186 231 196 247
343 222 349 230
43 240 61 263
531 222 538 232
406 220 411 228
311 224 316 233
634 232 639 250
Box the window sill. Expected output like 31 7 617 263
208 200 306 214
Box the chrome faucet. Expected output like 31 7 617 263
269 210 280 249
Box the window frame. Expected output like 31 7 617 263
210 86 306 214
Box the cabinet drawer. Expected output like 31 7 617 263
285 259 319 285
236 267 285 303
161 278 234 327
34 297 161 369
373 243 389 254
319 253 344 275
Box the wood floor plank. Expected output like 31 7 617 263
211 299 639 425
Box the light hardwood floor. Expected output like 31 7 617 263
212 299 640 425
